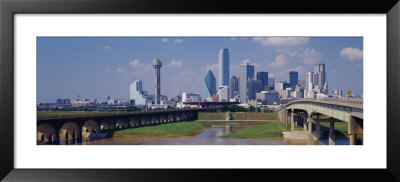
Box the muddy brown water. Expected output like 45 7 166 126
59 123 350 145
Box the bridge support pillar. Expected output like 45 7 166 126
295 115 298 127
303 113 307 131
316 115 320 140
290 113 295 132
329 119 335 145
350 134 357 145
285 112 288 128
307 117 314 145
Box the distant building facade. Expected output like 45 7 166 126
239 59 254 103
229 76 239 99
218 48 230 98
256 72 268 90
204 70 217 98
289 71 298 88
129 80 151 106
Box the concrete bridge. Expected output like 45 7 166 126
37 108 208 145
278 99 363 145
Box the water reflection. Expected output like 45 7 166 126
76 124 349 145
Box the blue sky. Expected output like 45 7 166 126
37 37 363 102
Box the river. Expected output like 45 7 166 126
66 124 350 145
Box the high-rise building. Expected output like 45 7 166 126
152 58 162 105
204 70 217 98
218 86 229 102
289 71 298 88
268 73 275 90
314 63 326 88
276 81 290 91
218 49 230 96
256 72 269 90
239 59 254 103
305 72 318 98
229 76 239 99
129 80 150 106
246 79 262 101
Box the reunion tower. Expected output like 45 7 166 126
152 58 162 105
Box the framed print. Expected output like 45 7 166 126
1 0 400 181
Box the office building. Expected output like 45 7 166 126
218 48 230 98
129 80 151 106
256 71 269 90
256 91 279 105
268 73 275 90
204 70 217 98
239 58 254 103
218 86 229 102
289 71 298 88
314 63 326 88
246 79 262 101
229 76 239 99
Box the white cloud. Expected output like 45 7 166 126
174 39 184 43
167 60 183 67
340 47 363 61
161 38 168 43
115 68 124 74
103 46 111 50
104 69 110 73
298 48 321 64
252 37 309 46
270 54 290 67
129 59 144 68
201 64 218 74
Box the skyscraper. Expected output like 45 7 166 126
152 58 162 105
218 48 230 99
246 79 262 101
289 71 298 88
204 70 217 98
314 63 326 88
305 72 318 98
129 80 150 106
229 76 239 99
218 86 229 102
268 73 275 90
239 59 254 103
256 72 269 90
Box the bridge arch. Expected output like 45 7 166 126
37 123 57 144
101 118 116 130
83 120 99 133
59 121 81 144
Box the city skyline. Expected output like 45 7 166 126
37 37 363 102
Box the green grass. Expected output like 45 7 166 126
317 122 349 139
198 112 277 121
219 122 289 139
115 121 208 136
198 112 226 120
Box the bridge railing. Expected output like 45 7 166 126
277 98 363 112
37 108 210 121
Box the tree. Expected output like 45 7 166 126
126 106 141 112
248 105 255 112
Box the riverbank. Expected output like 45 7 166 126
198 112 277 121
113 121 208 138
219 122 289 139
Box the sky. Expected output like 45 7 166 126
37 37 363 102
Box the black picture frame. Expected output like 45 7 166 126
1 0 399 181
